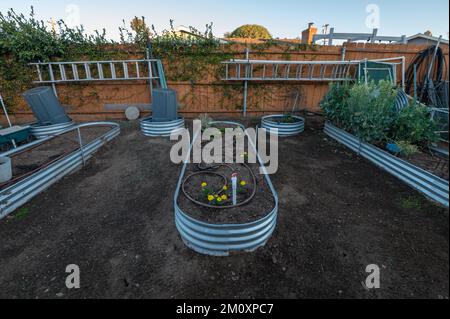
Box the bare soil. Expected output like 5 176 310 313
178 122 276 224
179 162 275 224
1 126 111 190
407 151 449 180
0 120 448 299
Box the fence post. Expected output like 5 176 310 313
371 29 378 43
328 28 335 46
243 48 250 117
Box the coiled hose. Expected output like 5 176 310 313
181 163 257 209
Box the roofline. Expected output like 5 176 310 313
406 33 449 44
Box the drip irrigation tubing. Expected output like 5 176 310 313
181 163 257 210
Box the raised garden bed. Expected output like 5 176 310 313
324 122 449 207
0 122 120 219
174 121 278 257
31 121 75 139
140 117 185 137
261 114 305 137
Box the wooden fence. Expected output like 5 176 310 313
2 42 448 124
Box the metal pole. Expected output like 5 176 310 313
77 127 86 166
146 48 154 104
0 93 13 128
243 48 250 117
401 56 406 90
421 36 442 101
341 47 346 61
414 64 418 102
48 64 58 98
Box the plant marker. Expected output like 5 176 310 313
231 173 238 206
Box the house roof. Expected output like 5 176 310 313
406 33 449 45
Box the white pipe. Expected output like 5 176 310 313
231 173 238 206
0 94 13 128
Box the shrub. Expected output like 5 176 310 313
320 82 352 127
321 81 438 147
395 140 419 157
229 25 272 39
389 101 438 146
322 81 398 143
346 81 398 143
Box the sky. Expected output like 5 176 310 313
0 0 448 41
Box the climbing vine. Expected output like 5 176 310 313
1 7 321 113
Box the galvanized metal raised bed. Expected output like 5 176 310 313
140 117 185 137
324 122 449 207
0 122 120 219
261 115 305 137
31 121 75 139
174 121 279 257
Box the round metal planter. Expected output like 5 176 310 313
31 121 75 139
174 121 279 257
261 115 305 137
140 117 185 137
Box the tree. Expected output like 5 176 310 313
130 16 151 43
424 30 433 37
229 24 272 39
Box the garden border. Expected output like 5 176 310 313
31 121 75 139
140 117 185 137
174 121 279 257
324 122 449 207
261 115 305 137
0 122 120 219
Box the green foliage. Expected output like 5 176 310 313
0 7 111 64
391 101 438 145
321 81 439 148
320 82 352 128
395 140 419 157
401 196 423 210
229 24 272 39
0 7 234 109
130 16 151 44
0 7 117 109
345 81 398 142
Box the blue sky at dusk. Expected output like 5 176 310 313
1 0 448 40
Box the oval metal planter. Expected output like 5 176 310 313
324 122 449 208
31 121 75 139
174 121 279 257
140 117 185 137
261 115 305 137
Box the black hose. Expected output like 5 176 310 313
181 163 257 210
405 45 448 106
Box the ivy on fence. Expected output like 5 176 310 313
0 7 320 113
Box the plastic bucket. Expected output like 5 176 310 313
0 157 12 183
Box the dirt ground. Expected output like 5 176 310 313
0 120 448 299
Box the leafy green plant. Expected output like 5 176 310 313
322 81 398 143
389 101 438 146
395 140 419 157
321 80 439 153
320 82 352 127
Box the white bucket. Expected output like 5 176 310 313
0 157 12 183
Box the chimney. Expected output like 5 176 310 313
302 23 318 44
